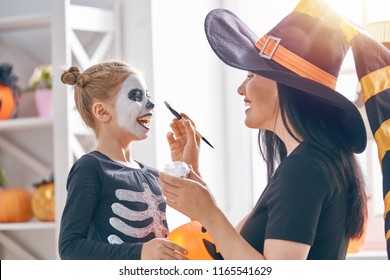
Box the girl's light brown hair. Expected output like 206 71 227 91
61 61 134 130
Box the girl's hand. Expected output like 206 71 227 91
141 238 188 260
158 170 217 223
167 113 201 174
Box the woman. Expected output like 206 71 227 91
59 62 187 260
159 0 367 260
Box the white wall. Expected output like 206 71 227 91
121 0 157 166
153 0 231 227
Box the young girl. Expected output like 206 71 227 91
59 62 186 260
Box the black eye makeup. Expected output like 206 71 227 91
128 89 143 102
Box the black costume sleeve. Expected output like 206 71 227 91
58 155 142 260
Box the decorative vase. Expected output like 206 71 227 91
34 88 53 117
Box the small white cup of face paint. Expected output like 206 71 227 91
162 161 190 178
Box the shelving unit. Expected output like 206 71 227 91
0 222 55 231
0 117 52 131
0 221 56 259
0 13 51 32
0 0 121 259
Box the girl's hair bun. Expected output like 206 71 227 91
61 66 90 88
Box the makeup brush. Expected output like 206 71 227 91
164 101 214 149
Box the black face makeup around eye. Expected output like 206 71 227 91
128 89 143 102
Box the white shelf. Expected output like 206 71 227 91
0 13 50 32
0 117 52 131
0 221 55 231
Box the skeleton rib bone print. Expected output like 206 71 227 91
108 182 168 243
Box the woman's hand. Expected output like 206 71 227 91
141 238 188 260
158 169 217 223
167 113 201 174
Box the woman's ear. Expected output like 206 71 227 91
92 102 112 122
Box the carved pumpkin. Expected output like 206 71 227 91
32 182 55 221
168 221 222 260
0 84 16 120
0 188 33 223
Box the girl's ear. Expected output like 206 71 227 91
92 102 112 122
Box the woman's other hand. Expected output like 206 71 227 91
141 238 188 260
167 113 201 174
159 170 217 223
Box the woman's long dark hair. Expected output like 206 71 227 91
258 83 367 239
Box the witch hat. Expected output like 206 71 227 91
204 0 366 153
341 20 390 259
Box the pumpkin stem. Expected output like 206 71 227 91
33 173 54 188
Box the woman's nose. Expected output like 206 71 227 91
237 82 245 96
145 99 154 109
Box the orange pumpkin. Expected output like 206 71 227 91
0 188 33 223
0 84 16 120
168 221 222 260
32 182 55 221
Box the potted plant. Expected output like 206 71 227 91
26 64 53 117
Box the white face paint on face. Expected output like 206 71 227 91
115 73 154 140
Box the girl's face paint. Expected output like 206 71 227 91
115 73 155 140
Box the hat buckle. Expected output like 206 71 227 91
259 35 281 60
